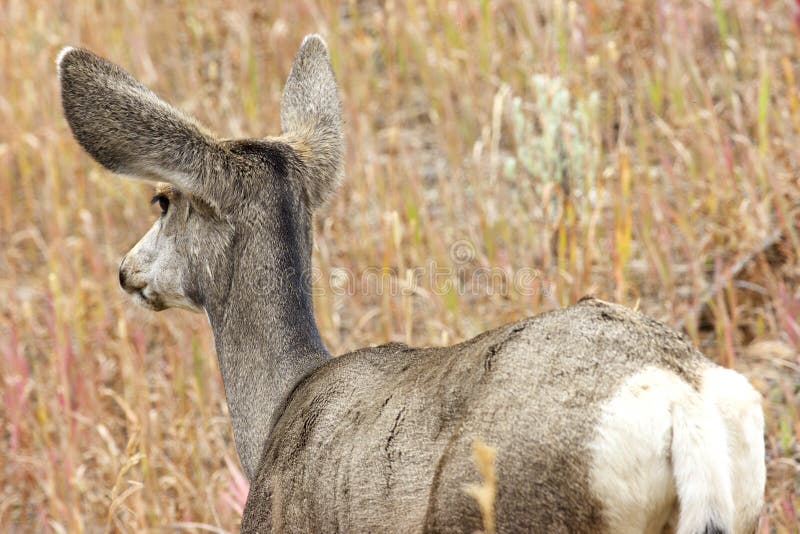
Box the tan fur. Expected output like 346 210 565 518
154 182 176 198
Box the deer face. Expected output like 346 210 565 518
118 184 207 312
57 36 342 314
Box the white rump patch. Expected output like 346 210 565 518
588 367 681 533
588 366 737 534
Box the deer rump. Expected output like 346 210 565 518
242 298 764 534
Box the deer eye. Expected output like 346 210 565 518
150 194 170 215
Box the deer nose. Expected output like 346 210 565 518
118 256 143 293
118 255 129 289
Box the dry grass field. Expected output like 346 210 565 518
2 0 799 532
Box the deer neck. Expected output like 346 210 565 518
203 198 329 481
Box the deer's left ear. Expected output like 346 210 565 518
57 47 225 206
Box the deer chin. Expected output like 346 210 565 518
131 288 166 311
132 288 202 313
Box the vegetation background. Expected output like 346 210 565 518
2 0 799 532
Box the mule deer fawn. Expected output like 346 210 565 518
58 35 765 533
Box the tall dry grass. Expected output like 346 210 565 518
1 0 799 532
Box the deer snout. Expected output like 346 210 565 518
118 256 146 294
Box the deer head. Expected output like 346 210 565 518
57 35 343 315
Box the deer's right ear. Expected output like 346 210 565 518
279 35 344 210
57 47 222 205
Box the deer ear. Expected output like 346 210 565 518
57 47 222 204
280 34 344 209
